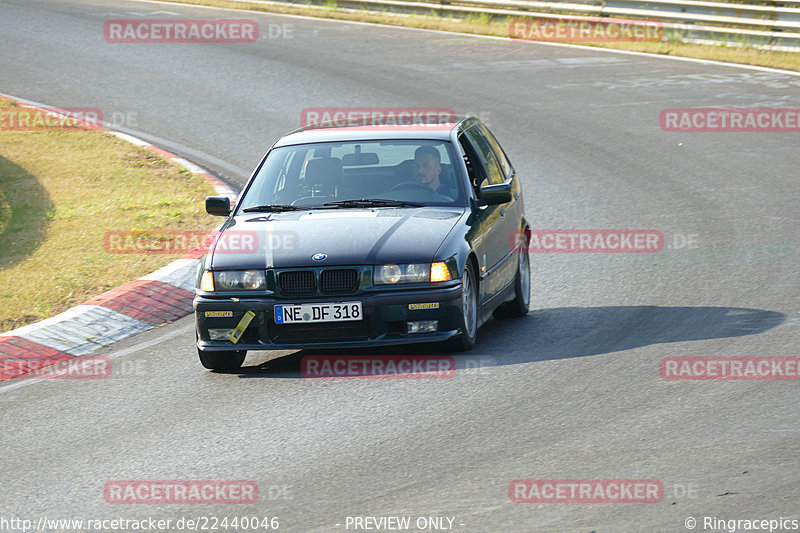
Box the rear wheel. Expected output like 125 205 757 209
198 348 246 372
495 246 530 318
444 262 478 352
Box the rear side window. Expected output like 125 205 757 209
463 127 505 185
477 123 513 178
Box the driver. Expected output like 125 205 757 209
413 146 456 199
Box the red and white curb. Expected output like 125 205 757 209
0 94 238 382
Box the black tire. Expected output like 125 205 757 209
198 348 246 372
443 262 478 352
494 246 530 318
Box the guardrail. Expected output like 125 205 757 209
239 0 800 50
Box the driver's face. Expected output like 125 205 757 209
413 154 441 189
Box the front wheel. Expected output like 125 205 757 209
443 263 478 352
198 348 246 372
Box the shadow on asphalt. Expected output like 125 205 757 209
234 305 785 379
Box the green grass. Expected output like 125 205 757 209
0 188 10 236
0 98 218 332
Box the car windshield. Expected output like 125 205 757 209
237 140 464 210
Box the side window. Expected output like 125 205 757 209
464 126 505 185
477 124 513 178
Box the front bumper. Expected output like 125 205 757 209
194 283 463 351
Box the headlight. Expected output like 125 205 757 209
373 262 452 284
375 264 403 284
200 270 266 291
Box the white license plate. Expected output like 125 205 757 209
274 302 362 324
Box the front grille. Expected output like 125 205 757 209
320 269 359 294
278 270 316 296
268 318 371 342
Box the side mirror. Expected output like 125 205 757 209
205 196 231 216
479 183 512 206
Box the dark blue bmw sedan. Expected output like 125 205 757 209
194 115 530 371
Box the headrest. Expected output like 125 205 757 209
305 157 342 185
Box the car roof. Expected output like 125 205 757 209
272 114 478 147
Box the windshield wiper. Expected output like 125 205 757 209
241 204 302 213
323 199 424 208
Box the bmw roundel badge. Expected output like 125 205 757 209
312 253 327 261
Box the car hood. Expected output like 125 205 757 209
209 207 465 270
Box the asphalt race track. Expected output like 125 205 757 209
0 0 798 531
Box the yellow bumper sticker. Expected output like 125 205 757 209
229 311 256 344
409 303 439 310
205 311 233 317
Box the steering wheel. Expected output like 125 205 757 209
390 181 437 194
